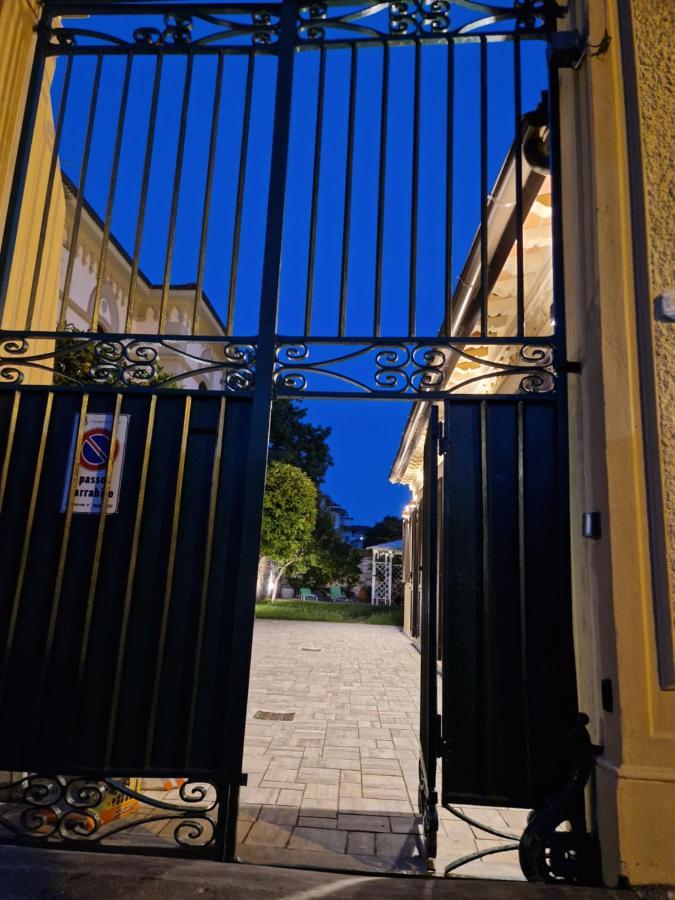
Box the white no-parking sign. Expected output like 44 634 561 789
61 413 130 514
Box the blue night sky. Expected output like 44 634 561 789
51 8 548 526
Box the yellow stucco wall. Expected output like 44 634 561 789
562 0 675 886
0 0 38 237
0 0 63 376
630 0 675 667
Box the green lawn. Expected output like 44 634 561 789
255 599 403 627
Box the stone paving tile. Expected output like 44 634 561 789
347 831 376 855
242 787 279 805
236 818 255 843
390 815 419 834
497 808 530 832
338 814 390 833
313 756 361 770
338 796 413 814
297 767 340 785
239 620 527 881
360 747 397 759
437 816 475 842
289 827 348 853
460 806 516 837
264 766 299 782
362 787 411 801
300 799 338 816
277 789 304 806
243 758 269 774
375 832 420 857
298 816 338 829
339 782 362 798
361 759 402 774
323 745 360 757
245 820 291 848
258 805 298 825
245 772 264 789
339 769 361 783
304 783 339 801
362 773 407 787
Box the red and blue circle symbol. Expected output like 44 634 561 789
80 428 118 471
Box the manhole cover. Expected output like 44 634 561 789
254 710 295 721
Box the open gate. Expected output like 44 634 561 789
416 398 599 883
0 0 598 881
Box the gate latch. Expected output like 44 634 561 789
438 423 451 456
548 31 586 70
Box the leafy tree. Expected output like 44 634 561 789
263 404 360 597
260 461 318 600
289 495 362 595
365 514 403 547
54 325 172 387
269 400 333 485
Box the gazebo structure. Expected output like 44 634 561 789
369 540 403 606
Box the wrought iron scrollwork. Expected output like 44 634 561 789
0 333 256 394
133 13 194 47
41 7 281 50
297 0 558 42
390 1 451 36
0 774 217 849
274 341 556 398
418 759 438 860
518 714 603 885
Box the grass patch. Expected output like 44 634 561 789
255 599 403 627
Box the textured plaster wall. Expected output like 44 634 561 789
0 0 39 236
0 0 64 381
561 0 675 884
631 0 675 604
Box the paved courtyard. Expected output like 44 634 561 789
238 619 528 879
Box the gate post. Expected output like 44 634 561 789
216 0 299 861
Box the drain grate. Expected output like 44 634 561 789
254 710 295 721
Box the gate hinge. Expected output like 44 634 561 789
548 31 587 70
438 423 451 455
560 360 582 374
435 714 445 757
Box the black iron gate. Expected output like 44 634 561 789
0 0 596 880
423 397 599 883
0 388 250 856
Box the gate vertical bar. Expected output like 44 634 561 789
444 39 454 336
193 51 224 333
479 36 488 337
91 51 133 331
419 403 439 860
59 53 104 329
226 52 255 336
217 0 299 861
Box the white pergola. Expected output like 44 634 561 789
369 540 403 606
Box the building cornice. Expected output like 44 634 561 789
389 121 549 487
